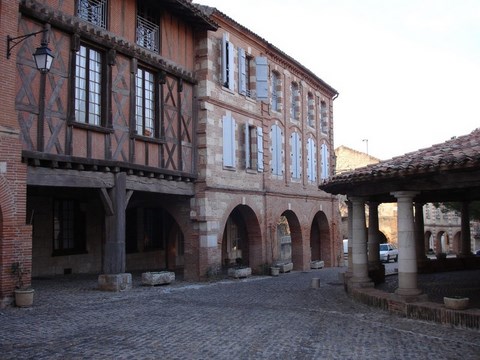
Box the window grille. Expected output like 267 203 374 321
137 15 159 53
77 0 107 29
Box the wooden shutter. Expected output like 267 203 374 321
239 48 246 95
307 138 317 182
255 57 268 100
223 115 236 167
291 132 301 179
271 125 283 175
245 123 250 169
257 126 264 171
227 41 235 91
321 143 329 180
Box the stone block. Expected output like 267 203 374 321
310 260 324 269
279 262 293 273
142 271 175 286
98 273 132 292
228 267 252 279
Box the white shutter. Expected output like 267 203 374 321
223 115 236 167
308 138 318 182
227 41 235 91
255 57 268 100
321 143 329 179
245 123 250 169
239 48 246 95
257 126 264 171
291 132 301 179
312 141 317 181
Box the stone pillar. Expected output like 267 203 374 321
367 201 381 264
392 191 424 300
349 197 373 288
414 202 428 265
460 201 472 256
347 200 353 273
99 172 131 291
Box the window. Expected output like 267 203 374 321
255 57 268 100
53 199 86 255
223 114 236 168
307 138 317 182
136 1 160 53
239 48 251 97
320 101 328 133
271 71 280 111
290 132 301 179
244 124 264 171
75 45 103 126
77 0 108 29
307 93 315 127
271 124 283 176
320 143 329 180
135 67 156 137
222 34 235 91
290 82 299 120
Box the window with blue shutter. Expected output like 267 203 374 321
257 126 264 172
223 115 236 167
321 143 329 179
256 57 268 100
290 132 301 179
239 48 246 95
271 124 283 176
244 123 251 169
307 138 317 182
222 34 235 91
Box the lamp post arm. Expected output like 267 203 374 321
6 28 48 59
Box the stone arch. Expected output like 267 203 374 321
452 231 462 254
221 205 262 272
310 211 330 265
436 231 450 253
424 230 433 253
280 210 303 270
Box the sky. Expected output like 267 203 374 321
196 0 480 160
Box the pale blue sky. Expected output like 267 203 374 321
197 0 480 159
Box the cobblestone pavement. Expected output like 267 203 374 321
1 268 479 360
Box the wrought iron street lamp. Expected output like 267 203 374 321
7 26 54 73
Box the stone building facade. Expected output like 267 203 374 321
0 0 340 306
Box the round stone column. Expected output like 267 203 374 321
367 201 381 265
349 196 372 287
460 201 472 257
347 200 353 274
392 191 423 298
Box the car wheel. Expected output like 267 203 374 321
394 255 398 262
386 255 390 263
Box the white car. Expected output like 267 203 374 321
379 243 398 262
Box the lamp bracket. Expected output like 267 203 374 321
7 29 47 59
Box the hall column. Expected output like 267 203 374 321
414 202 428 269
392 191 425 301
460 201 473 257
346 200 353 274
349 196 373 288
368 201 385 284
98 172 132 291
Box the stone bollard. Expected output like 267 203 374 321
311 277 320 288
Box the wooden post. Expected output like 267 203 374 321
103 172 126 274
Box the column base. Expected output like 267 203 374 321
393 288 428 303
349 276 374 289
98 273 132 292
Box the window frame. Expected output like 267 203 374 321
73 43 106 127
290 82 299 121
135 65 158 138
136 1 160 53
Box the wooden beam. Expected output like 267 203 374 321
27 167 114 188
98 188 114 216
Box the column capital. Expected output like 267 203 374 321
391 191 419 200
347 195 366 204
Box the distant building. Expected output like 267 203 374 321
335 146 397 244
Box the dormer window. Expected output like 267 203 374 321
77 0 108 29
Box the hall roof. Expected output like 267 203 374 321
320 128 480 203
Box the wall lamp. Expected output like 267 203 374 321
7 25 54 73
